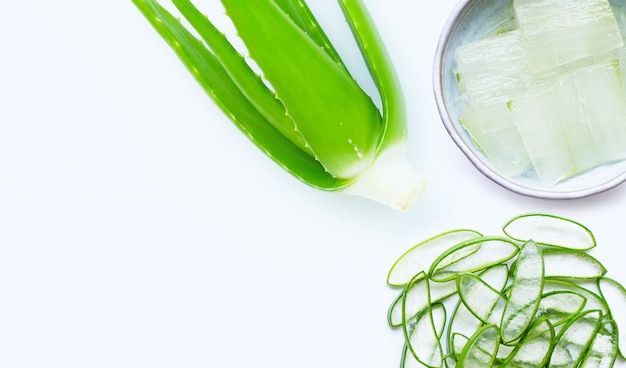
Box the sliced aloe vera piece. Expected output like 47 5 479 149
543 249 607 280
501 240 544 344
387 229 482 287
458 273 505 324
457 324 499 368
503 213 596 250
400 343 428 368
400 272 456 324
544 280 609 316
500 317 555 367
550 310 603 368
580 320 618 368
393 272 456 328
598 277 626 359
429 237 519 282
447 299 482 358
535 290 587 327
404 303 446 367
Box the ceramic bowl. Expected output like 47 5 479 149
432 0 626 199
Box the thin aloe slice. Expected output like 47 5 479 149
580 321 619 368
404 303 446 368
400 343 428 368
396 272 456 328
503 213 596 250
543 280 609 316
549 310 603 368
501 240 544 344
457 273 505 324
429 236 519 282
387 229 483 287
447 299 482 358
457 324 500 368
500 317 555 368
598 277 626 359
535 290 587 327
543 249 607 280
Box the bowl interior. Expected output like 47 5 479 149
433 0 626 199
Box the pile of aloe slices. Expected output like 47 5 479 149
387 214 626 367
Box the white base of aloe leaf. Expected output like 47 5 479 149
343 144 427 212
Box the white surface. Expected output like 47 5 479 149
1 0 625 367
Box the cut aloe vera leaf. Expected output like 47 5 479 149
535 290 587 327
400 272 456 326
514 0 623 77
404 303 446 368
392 272 456 328
429 237 519 282
543 280 609 316
580 321 618 368
500 317 555 367
387 229 482 287
447 299 482 358
543 249 607 280
598 277 626 359
478 263 509 292
550 309 603 368
580 320 618 368
501 240 544 344
503 213 596 250
400 343 428 368
457 324 499 368
451 333 470 360
458 273 505 324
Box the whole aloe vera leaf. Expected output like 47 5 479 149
171 0 310 154
221 0 383 180
338 0 407 152
272 0 348 71
132 0 347 189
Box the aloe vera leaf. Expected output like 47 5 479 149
131 0 345 189
338 0 406 151
272 0 348 70
171 0 310 153
221 0 382 179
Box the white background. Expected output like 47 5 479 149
2 0 626 367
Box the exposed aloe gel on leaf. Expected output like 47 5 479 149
503 213 596 250
388 214 626 367
131 0 426 211
550 310 603 368
598 277 626 359
455 30 532 177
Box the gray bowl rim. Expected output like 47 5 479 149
432 0 626 199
